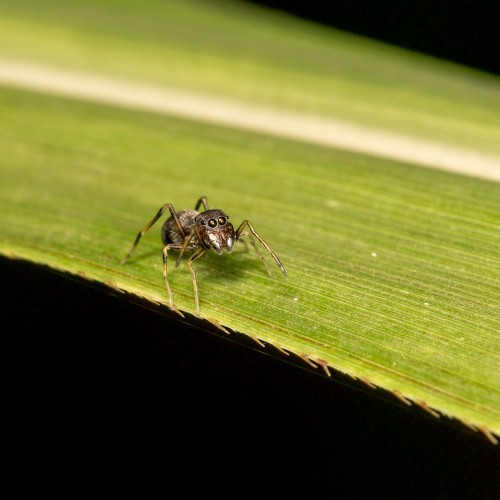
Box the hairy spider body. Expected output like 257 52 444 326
121 196 286 317
162 209 199 248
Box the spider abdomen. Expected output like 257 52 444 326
162 209 198 247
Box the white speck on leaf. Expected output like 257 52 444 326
326 199 340 208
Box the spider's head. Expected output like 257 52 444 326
195 209 235 254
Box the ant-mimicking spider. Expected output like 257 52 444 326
121 196 287 317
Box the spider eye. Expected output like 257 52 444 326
218 216 226 225
208 219 217 228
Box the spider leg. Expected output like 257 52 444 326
121 203 177 265
168 204 189 238
175 229 197 268
238 229 272 275
235 220 287 277
186 246 207 316
162 243 185 317
194 196 209 211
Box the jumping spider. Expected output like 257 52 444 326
121 196 287 316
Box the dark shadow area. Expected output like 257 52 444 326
0 256 499 495
244 0 500 76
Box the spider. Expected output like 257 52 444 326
121 196 287 317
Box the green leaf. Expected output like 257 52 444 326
0 0 499 443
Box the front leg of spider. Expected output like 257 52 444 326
235 220 287 278
185 246 207 316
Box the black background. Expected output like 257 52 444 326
2 258 499 494
245 0 500 76
2 1 500 493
